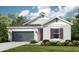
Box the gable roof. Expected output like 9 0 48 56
23 16 42 25
43 16 73 26
23 13 73 26
23 15 49 25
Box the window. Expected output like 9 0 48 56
50 28 63 39
53 29 59 38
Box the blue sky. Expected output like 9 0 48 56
0 6 36 16
0 6 79 19
0 6 59 15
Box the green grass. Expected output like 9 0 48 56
4 45 79 52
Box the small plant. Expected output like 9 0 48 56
72 40 77 43
64 40 71 46
42 40 50 44
65 40 71 42
41 40 50 46
30 40 37 43
72 40 79 46
43 41 50 46
50 41 57 46
41 40 79 46
72 40 77 45
76 41 79 46
67 42 74 46
56 41 63 46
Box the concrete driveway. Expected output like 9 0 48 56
0 42 30 51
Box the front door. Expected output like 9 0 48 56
40 29 43 41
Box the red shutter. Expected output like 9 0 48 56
60 28 63 39
50 28 54 39
40 29 43 41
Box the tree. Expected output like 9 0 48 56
16 16 25 26
0 13 2 16
0 15 9 42
8 13 16 19
0 15 10 26
10 19 17 26
75 13 79 18
11 16 27 26
71 13 79 40
7 13 16 26
66 17 74 22
0 22 8 42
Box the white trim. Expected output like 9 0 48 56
8 28 39 42
23 16 41 25
8 30 12 41
43 16 73 26
7 26 43 29
23 15 73 26
58 17 73 25
23 15 50 25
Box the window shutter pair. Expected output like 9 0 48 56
50 28 63 39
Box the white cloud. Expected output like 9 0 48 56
37 6 51 16
30 12 38 19
51 6 79 17
30 12 37 16
37 6 77 18
38 8 51 16
62 6 76 15
50 7 63 17
19 10 30 17
29 6 51 19
37 6 51 10
63 6 76 12
73 12 78 16
18 6 79 20
32 6 36 9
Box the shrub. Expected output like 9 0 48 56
30 40 37 43
66 40 71 42
64 40 71 46
72 40 77 46
41 40 79 46
49 41 57 46
56 41 64 46
72 40 77 43
41 40 50 46
0 34 8 43
43 41 50 46
67 42 74 46
72 40 79 46
76 41 79 46
42 40 50 44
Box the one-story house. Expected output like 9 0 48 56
8 12 73 42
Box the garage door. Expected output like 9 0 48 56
12 31 34 41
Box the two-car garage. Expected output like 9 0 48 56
8 27 39 42
12 31 34 41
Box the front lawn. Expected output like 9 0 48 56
3 44 79 52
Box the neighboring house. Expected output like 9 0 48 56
8 12 73 42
